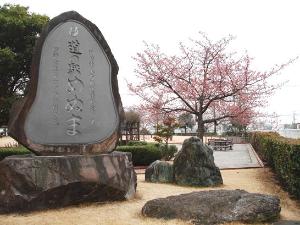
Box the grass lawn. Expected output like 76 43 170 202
0 146 30 160
0 168 299 225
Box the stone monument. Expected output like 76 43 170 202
0 11 136 213
9 11 122 155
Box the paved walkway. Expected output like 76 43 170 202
213 144 263 169
173 143 263 170
0 136 18 147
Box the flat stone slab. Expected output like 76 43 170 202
0 151 136 213
142 189 280 225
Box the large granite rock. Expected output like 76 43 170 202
145 160 174 183
0 151 136 213
8 11 124 155
173 137 223 186
142 189 281 225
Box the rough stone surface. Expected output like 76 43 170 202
142 189 281 225
0 151 136 213
8 11 124 155
145 160 174 183
173 137 223 186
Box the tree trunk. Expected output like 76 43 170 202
213 105 216 134
214 121 217 134
197 114 205 141
184 126 187 134
137 122 140 141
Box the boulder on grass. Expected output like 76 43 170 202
142 189 281 225
0 151 136 213
145 160 174 183
173 137 222 186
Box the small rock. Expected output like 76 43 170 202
145 160 174 183
173 137 223 186
142 189 280 225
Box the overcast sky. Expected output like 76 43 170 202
4 0 300 124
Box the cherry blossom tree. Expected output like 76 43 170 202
133 93 173 133
178 113 195 134
128 33 293 140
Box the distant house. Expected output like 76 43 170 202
283 123 300 129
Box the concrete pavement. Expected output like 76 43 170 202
0 137 18 147
213 144 263 169
173 143 263 170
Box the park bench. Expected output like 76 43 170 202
207 138 233 151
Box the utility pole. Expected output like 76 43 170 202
293 111 296 125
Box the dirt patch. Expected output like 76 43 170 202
0 168 299 225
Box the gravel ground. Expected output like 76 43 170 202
0 168 299 225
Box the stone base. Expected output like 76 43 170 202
0 151 137 213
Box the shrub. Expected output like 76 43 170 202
118 140 127 146
126 140 147 146
0 146 31 161
249 132 300 199
116 143 161 166
159 144 178 161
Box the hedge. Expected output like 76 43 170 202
0 146 31 161
0 142 166 167
159 144 178 161
249 132 300 199
126 140 148 146
118 140 148 146
116 144 161 166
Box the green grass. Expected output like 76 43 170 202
0 146 31 160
